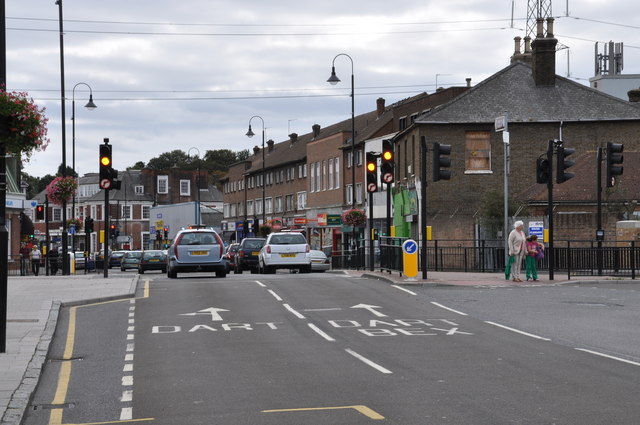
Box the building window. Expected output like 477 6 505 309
322 160 327 191
122 205 131 219
255 199 263 215
285 194 294 211
346 184 353 205
328 158 334 190
297 191 307 210
53 208 62 222
157 175 168 194
265 198 273 214
356 150 363 166
275 196 283 213
247 200 254 216
224 204 230 218
399 116 407 130
142 205 150 220
335 157 340 189
310 163 315 192
135 185 144 195
180 179 191 196
355 183 363 204
465 131 492 172
347 151 353 168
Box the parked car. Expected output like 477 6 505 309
310 250 330 272
166 227 227 278
258 232 311 274
121 251 143 271
138 250 167 274
235 238 265 274
223 243 240 273
109 250 128 268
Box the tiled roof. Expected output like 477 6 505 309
518 151 640 204
416 62 640 124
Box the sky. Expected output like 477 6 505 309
6 0 640 179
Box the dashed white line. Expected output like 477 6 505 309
575 348 640 367
125 353 134 362
283 303 305 319
485 321 551 341
120 407 133 421
123 364 133 372
122 375 133 386
430 302 468 316
268 290 283 301
120 390 133 402
255 280 267 288
308 323 335 342
392 285 417 296
345 349 392 374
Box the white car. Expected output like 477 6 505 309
258 232 311 274
310 250 330 272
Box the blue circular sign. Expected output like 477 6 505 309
402 239 417 255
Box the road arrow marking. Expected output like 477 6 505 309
350 304 387 317
180 307 230 322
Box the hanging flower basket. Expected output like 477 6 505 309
66 218 83 231
342 208 367 227
46 176 78 206
0 88 50 160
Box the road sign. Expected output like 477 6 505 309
382 172 393 184
99 178 111 189
69 224 75 235
367 182 377 193
528 221 544 238
402 239 418 279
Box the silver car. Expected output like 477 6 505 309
310 250 330 272
166 228 227 278
258 232 311 274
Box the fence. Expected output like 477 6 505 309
331 238 638 279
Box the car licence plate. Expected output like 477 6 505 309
191 251 208 256
280 253 296 258
252 252 259 256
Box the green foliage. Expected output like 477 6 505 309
477 190 528 225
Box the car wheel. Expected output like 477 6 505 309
139 269 144 274
167 268 177 279
121 267 125 272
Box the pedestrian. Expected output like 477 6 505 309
49 247 59 275
30 246 42 276
20 242 31 276
507 220 526 282
525 235 540 281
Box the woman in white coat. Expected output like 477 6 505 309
507 220 526 282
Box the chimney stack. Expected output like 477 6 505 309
289 133 298 145
466 78 471 88
267 139 274 152
628 87 640 103
253 145 260 155
376 98 385 116
312 124 321 138
531 17 558 86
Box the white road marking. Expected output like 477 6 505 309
126 343 134 352
351 304 387 317
283 303 305 319
268 290 283 301
485 321 551 341
127 326 135 332
123 364 133 372
308 323 336 342
127 334 134 340
255 280 267 287
120 390 133 402
430 302 468 316
120 407 133 421
303 308 343 312
392 285 417 296
575 348 640 367
345 349 392 374
122 376 133 386
125 353 134 362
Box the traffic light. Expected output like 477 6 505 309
109 224 116 238
536 157 550 184
365 152 378 193
556 145 575 184
163 227 169 239
381 139 394 184
99 143 112 184
605 142 623 188
35 205 45 220
85 218 94 233
432 142 452 182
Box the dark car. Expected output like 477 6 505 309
235 238 265 274
223 243 240 273
109 251 127 268
121 251 143 271
166 228 227 278
138 250 167 274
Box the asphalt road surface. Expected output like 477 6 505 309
23 272 640 425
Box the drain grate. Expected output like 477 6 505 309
7 319 39 323
48 356 84 362
32 402 76 410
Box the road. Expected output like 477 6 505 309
23 272 640 425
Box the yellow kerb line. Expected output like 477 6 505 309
263 405 385 420
63 419 154 425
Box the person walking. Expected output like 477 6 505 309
525 235 540 281
49 247 59 275
30 246 42 276
20 242 31 276
507 221 526 282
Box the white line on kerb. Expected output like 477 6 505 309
392 285 417 296
485 321 551 341
345 349 393 374
268 290 283 302
255 280 267 288
308 323 335 342
430 302 468 316
575 348 640 367
283 303 305 319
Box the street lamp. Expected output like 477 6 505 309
188 147 201 227
246 116 266 229
327 53 356 208
71 82 97 252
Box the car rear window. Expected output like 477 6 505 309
143 251 165 260
244 240 264 249
269 234 306 245
178 232 219 246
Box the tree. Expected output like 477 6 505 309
127 161 146 170
146 150 194 170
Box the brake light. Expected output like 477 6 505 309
214 233 224 257
174 234 182 259
266 245 271 254
306 244 310 253
238 250 245 258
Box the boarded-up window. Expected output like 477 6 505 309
465 131 491 171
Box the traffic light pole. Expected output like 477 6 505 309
45 196 50 276
547 140 555 281
368 191 374 272
104 187 109 278
420 136 428 280
596 146 603 276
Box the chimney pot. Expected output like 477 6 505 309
546 17 554 37
466 78 471 88
513 36 522 55
289 133 298 144
253 145 260 155
628 87 640 103
312 124 321 137
267 139 274 152
376 97 385 116
536 18 544 37
524 36 532 53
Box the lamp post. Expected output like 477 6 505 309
327 53 356 209
188 147 201 227
246 116 266 229
71 82 97 252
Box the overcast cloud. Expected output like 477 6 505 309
6 0 640 178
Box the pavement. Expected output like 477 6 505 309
0 269 635 425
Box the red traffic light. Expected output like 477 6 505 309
35 205 45 220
